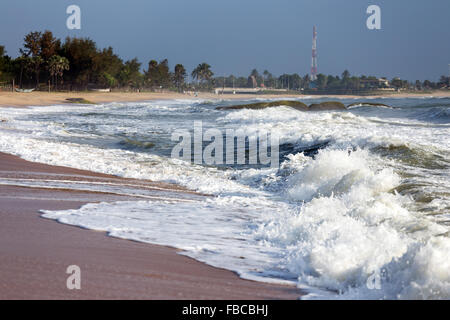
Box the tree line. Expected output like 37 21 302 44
214 69 450 93
0 30 214 91
1 30 448 93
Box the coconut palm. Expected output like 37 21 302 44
48 55 70 90
174 64 187 92
191 63 213 88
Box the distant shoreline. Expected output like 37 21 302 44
1 90 449 108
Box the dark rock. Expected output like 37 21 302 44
308 101 347 111
65 98 96 105
216 100 308 111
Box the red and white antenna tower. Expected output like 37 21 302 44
311 26 318 81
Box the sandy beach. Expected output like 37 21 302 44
0 91 299 108
1 90 449 108
0 152 302 299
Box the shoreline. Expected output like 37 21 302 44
1 90 449 108
0 152 302 299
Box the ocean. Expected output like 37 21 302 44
0 97 449 299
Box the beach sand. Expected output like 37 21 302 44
1 90 449 108
0 91 300 107
0 152 301 299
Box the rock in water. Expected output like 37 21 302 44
65 98 96 105
216 100 309 111
308 101 347 111
217 100 348 112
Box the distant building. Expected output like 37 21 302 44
360 78 390 88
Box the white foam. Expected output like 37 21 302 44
39 148 450 299
254 149 450 299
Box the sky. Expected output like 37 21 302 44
0 0 449 81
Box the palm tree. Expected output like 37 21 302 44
191 63 213 88
29 56 43 88
316 74 328 90
145 60 158 88
342 70 350 80
48 55 70 90
174 64 187 92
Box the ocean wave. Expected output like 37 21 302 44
414 106 450 122
1 98 449 299
39 148 450 299
254 149 450 299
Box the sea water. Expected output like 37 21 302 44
0 97 449 299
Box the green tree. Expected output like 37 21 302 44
156 59 171 88
316 74 328 89
62 37 98 89
21 31 41 57
92 47 123 88
173 64 187 91
342 70 350 80
192 63 214 88
28 56 44 88
20 31 43 87
48 55 70 90
391 77 404 89
101 72 117 88
145 60 158 87
145 59 171 88
14 56 32 88
326 75 341 89
0 46 6 80
18 31 60 88
39 31 61 61
119 58 142 89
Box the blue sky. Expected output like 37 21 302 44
0 0 449 81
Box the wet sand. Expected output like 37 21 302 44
0 152 301 299
0 91 302 107
1 90 449 108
